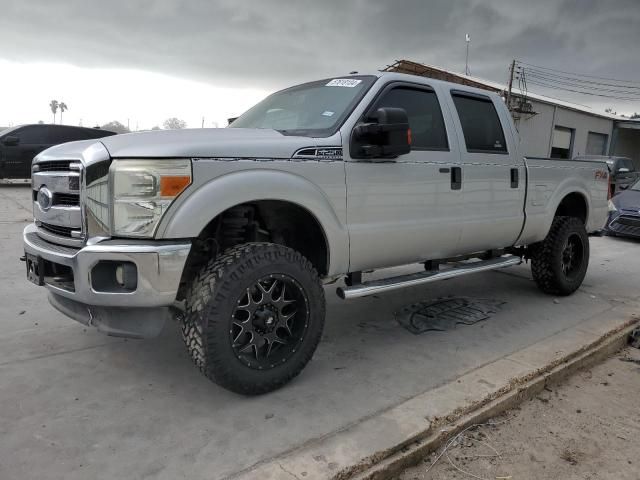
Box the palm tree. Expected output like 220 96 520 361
49 100 59 124
59 102 68 124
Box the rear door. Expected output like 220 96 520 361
445 91 526 252
2 125 52 179
345 82 463 271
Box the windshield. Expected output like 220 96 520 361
230 75 376 137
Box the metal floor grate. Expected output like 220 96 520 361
396 297 506 334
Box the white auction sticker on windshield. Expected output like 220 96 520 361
326 79 362 87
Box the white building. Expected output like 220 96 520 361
385 60 640 167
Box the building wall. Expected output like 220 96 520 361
512 98 613 158
553 108 613 157
513 100 555 157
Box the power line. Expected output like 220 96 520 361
517 60 640 86
524 79 640 100
520 68 640 91
521 71 640 96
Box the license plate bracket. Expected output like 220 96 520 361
26 253 45 286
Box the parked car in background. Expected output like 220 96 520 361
575 155 639 196
605 178 640 239
0 124 116 179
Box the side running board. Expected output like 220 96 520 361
337 255 522 300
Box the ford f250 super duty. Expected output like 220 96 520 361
23 72 609 394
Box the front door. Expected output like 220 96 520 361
345 83 463 272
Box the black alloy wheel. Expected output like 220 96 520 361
231 275 309 370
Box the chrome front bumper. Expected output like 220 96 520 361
23 223 191 337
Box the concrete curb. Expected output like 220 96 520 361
236 312 638 480
351 318 638 480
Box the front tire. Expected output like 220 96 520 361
530 216 589 296
182 242 325 395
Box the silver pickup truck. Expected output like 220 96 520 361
23 73 609 394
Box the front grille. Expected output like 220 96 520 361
53 193 80 206
32 191 80 207
32 158 85 247
616 215 640 228
34 160 80 172
39 222 76 238
610 215 640 237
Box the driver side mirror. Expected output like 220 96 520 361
350 107 411 160
2 135 19 147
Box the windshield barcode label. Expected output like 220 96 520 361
326 79 362 87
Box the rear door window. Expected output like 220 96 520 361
451 93 507 153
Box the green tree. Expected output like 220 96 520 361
101 120 130 134
163 117 187 129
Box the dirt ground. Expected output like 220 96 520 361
399 346 640 480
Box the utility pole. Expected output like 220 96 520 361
202 116 205 128
464 34 471 76
506 59 516 111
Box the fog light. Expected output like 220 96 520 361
116 262 137 290
115 264 124 286
91 261 137 293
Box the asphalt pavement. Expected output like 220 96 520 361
0 184 638 480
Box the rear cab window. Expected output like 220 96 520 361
451 92 508 154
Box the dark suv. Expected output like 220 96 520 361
0 124 116 179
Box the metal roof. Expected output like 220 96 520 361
383 60 639 122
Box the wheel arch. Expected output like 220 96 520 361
158 169 349 277
554 191 589 224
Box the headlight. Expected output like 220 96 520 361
607 199 618 213
111 159 191 237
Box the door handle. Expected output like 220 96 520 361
510 168 519 188
451 167 462 190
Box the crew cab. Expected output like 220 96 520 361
22 73 609 394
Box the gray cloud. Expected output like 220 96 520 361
1 0 639 111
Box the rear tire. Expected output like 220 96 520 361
530 216 589 296
181 242 325 395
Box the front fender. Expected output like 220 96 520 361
156 165 349 276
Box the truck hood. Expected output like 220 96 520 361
98 128 341 159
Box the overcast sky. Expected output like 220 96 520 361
1 0 639 129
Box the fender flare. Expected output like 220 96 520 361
156 168 349 276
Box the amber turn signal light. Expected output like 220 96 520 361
160 175 191 197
